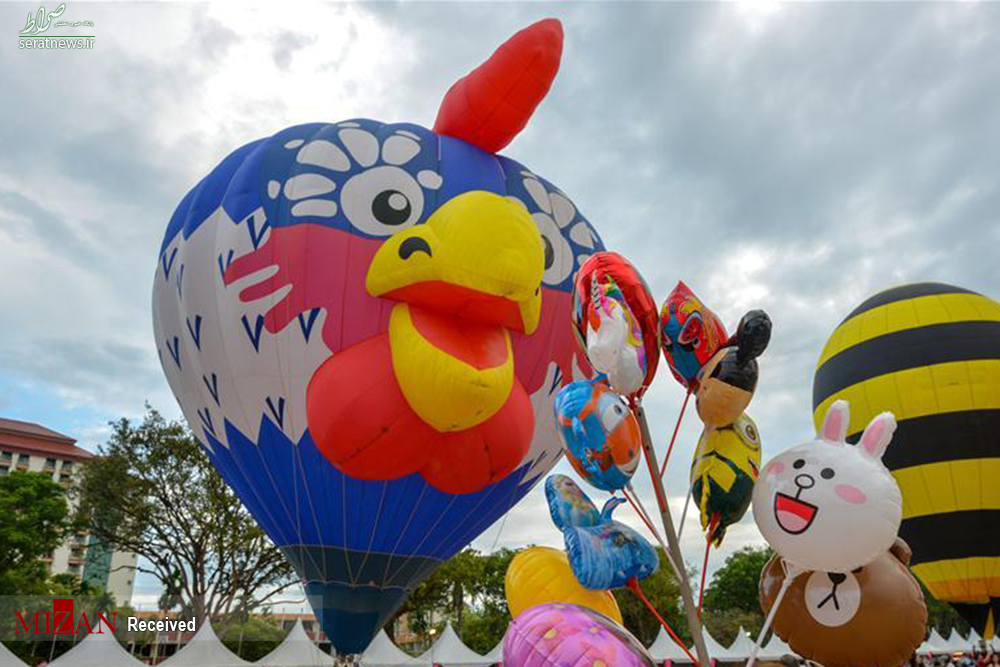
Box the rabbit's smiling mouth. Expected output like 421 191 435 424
774 491 818 534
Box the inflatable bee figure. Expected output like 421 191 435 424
691 413 762 545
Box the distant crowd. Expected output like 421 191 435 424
914 650 1000 667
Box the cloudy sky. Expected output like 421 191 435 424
3 1 999 609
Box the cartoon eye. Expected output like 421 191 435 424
341 166 424 236
821 468 835 479
532 212 574 286
678 314 705 348
793 459 806 469
600 397 628 432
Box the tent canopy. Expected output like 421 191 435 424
161 619 251 667
256 620 334 667
725 627 756 661
481 640 503 664
48 628 146 667
0 641 27 667
758 633 797 662
360 630 427 667
647 627 694 663
417 624 491 667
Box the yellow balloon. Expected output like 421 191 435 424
504 546 623 624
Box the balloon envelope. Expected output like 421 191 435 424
573 252 660 398
503 603 655 667
760 539 927 667
813 282 1000 636
504 547 623 624
659 281 728 390
152 20 604 656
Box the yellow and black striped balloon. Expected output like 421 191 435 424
813 282 1000 638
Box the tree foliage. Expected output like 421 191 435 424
392 548 514 653
699 545 773 644
0 470 74 595
75 407 294 634
221 615 287 661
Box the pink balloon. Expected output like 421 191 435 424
503 603 655 667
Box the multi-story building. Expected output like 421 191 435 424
0 416 137 606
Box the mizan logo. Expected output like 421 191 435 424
14 599 116 636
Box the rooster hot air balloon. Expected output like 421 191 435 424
152 19 604 655
813 283 1000 637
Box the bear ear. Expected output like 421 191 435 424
858 411 897 460
820 400 850 442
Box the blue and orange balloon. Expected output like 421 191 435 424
553 378 641 492
152 19 604 655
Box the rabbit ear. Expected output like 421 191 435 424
821 400 850 442
858 412 897 460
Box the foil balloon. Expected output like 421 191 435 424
752 400 903 573
659 281 729 390
504 546 623 624
503 603 656 667
813 283 1000 637
691 412 761 546
546 475 658 590
695 309 772 428
583 273 647 395
760 538 927 667
553 378 641 492
151 19 606 655
573 252 660 398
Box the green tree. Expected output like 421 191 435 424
75 408 295 635
0 470 74 594
921 581 970 637
613 548 686 646
702 545 773 616
221 615 286 661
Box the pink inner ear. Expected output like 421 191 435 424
836 484 867 504
769 462 785 475
861 419 886 456
822 408 844 441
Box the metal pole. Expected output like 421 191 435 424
635 404 711 667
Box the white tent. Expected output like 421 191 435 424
702 630 743 662
256 620 334 667
416 624 492 667
916 633 949 655
725 627 756 661
481 641 503 665
968 628 983 649
360 630 427 667
161 619 251 667
991 635 1000 652
0 641 27 667
48 628 147 667
647 626 695 663
758 633 796 662
925 629 951 653
944 629 969 653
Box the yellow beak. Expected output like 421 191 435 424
365 190 545 334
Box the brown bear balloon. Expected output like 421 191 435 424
760 538 927 667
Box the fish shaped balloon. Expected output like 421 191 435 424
553 378 642 492
546 475 658 590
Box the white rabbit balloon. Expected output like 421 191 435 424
752 400 903 573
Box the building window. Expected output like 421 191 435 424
44 458 57 469
16 454 29 468
0 451 11 462
0 467 8 477
61 460 74 470
68 563 80 574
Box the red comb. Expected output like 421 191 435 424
433 18 563 154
